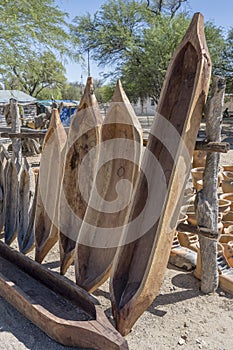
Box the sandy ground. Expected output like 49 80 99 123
1 117 233 350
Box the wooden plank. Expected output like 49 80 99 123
75 80 143 292
110 12 212 336
1 132 46 139
4 158 19 245
59 77 103 275
195 140 229 153
18 158 36 254
0 241 128 350
34 109 67 263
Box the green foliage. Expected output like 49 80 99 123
72 0 232 102
95 84 115 104
122 14 190 101
61 82 82 100
0 0 71 56
0 0 77 97
1 51 67 97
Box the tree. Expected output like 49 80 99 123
216 28 233 93
1 51 66 97
0 0 71 57
144 0 188 18
122 14 190 102
61 82 83 100
71 0 232 102
0 0 77 95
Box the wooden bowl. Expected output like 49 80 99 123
222 165 233 172
186 205 197 226
178 213 188 224
222 211 233 222
218 199 231 213
222 180 233 193
222 171 233 181
219 193 233 211
192 150 206 168
196 179 203 192
191 167 204 182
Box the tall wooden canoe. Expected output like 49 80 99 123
18 158 36 254
4 158 19 245
110 12 212 336
0 146 11 233
0 241 128 350
35 108 67 263
0 158 5 233
75 80 143 292
59 77 103 275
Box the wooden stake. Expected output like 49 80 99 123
195 76 226 293
10 98 22 168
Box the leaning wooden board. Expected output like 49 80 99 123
0 240 128 350
75 80 143 292
110 13 212 335
34 108 67 263
59 77 103 275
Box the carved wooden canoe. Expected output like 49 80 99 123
4 158 19 245
75 80 143 292
0 158 5 233
110 12 212 335
18 158 37 254
0 241 128 350
59 77 103 275
35 108 67 263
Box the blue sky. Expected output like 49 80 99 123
55 0 233 82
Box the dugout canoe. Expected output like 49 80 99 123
0 158 5 233
110 12 212 336
0 240 128 350
59 77 103 275
17 157 36 254
35 108 67 263
75 80 143 292
4 158 19 245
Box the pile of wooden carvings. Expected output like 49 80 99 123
173 152 233 294
0 12 214 347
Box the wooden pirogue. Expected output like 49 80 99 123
35 108 67 263
18 157 36 254
0 240 128 350
75 80 143 292
4 158 19 245
110 12 212 336
59 77 103 275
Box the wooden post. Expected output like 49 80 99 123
10 98 22 168
196 76 226 293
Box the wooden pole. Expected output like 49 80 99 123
196 76 226 293
10 98 22 168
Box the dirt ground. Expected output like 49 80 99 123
1 117 233 350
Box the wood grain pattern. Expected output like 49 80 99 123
4 158 19 245
18 158 36 254
35 108 67 263
0 158 5 233
0 241 128 350
110 13 212 335
59 77 103 275
75 80 143 292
